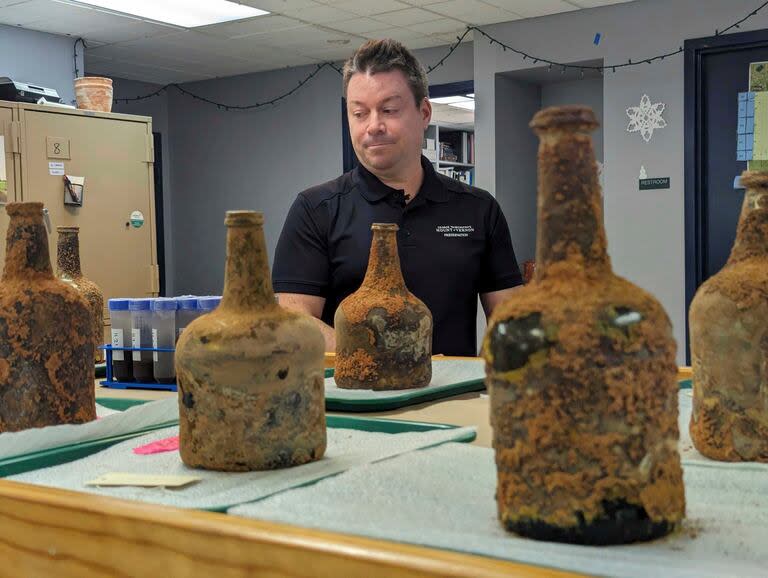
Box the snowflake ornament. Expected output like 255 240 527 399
626 95 667 142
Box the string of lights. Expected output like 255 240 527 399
107 1 768 111
73 37 87 79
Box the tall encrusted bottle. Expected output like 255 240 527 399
690 171 768 461
57 226 105 363
0 203 96 432
175 211 326 471
482 106 685 545
334 223 432 389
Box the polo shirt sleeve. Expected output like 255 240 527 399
272 193 329 297
478 198 524 293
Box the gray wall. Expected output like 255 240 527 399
474 0 768 364
108 78 174 295
494 76 540 264
541 78 604 162
167 42 474 296
167 64 343 296
493 75 603 265
0 24 83 105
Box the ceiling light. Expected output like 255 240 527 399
430 96 472 104
57 0 269 28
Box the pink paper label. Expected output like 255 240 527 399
133 436 179 455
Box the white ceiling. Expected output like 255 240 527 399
0 0 634 84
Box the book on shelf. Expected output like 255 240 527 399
439 141 458 162
436 166 474 185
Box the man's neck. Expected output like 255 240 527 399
373 159 424 203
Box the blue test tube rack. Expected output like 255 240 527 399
100 344 178 391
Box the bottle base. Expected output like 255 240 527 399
504 500 674 545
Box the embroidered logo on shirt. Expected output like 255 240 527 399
436 225 475 238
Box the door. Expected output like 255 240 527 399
153 131 165 296
0 103 19 267
15 106 158 326
700 45 768 278
685 30 768 360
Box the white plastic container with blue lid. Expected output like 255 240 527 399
108 298 133 382
197 296 222 314
175 296 200 341
151 298 177 384
129 298 154 382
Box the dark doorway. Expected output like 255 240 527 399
153 131 165 296
684 29 768 362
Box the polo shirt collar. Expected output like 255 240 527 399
354 155 449 204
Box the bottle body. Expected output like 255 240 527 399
334 223 433 390
482 106 684 545
689 171 768 461
175 211 326 471
56 226 105 363
0 203 96 432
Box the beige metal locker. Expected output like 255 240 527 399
0 101 159 340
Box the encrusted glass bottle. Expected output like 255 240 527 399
689 171 768 461
334 223 432 389
482 106 685 545
175 211 326 471
57 226 104 363
0 203 96 432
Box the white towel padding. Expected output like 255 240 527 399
326 358 485 400
230 442 768 578
95 403 121 418
8 425 475 510
0 397 178 461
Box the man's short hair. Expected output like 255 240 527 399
343 39 429 107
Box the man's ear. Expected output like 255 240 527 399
421 97 432 128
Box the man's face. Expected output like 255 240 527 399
346 69 431 179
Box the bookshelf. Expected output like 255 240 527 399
422 121 475 185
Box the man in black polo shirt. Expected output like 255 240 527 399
273 39 522 356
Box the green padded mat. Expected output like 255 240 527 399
0 399 475 478
324 359 486 412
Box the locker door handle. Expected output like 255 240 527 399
8 121 21 153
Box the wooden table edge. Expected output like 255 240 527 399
0 479 582 578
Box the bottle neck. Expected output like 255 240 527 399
57 230 82 277
3 208 54 280
728 186 768 264
534 129 611 280
362 227 406 291
221 220 276 310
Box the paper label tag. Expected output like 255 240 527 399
152 329 158 362
48 161 64 176
86 472 200 488
131 328 141 361
111 328 124 361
